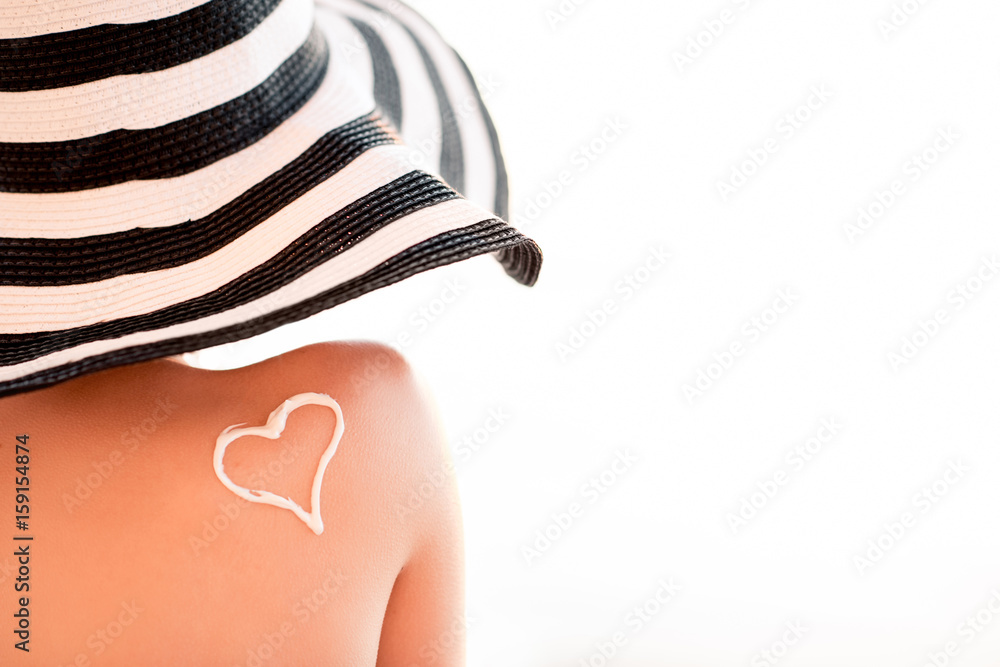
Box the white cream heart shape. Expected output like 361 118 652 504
213 392 345 536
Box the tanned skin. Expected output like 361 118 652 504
0 341 465 666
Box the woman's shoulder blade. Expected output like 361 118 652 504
0 342 446 665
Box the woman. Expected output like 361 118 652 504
0 0 541 663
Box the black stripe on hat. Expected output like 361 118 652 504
0 218 534 398
0 114 396 286
0 170 458 364
349 1 540 287
495 238 543 288
350 2 540 286
396 24 464 194
0 25 329 194
351 2 465 195
449 47 508 220
446 47 541 285
0 0 284 92
347 18 403 131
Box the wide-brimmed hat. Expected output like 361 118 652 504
0 0 542 398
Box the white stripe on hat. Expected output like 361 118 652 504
0 0 215 39
0 0 313 142
0 197 491 379
0 143 429 332
325 13 375 96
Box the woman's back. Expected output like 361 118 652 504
0 342 464 666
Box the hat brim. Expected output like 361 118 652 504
0 0 541 397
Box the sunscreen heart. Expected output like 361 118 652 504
213 392 344 535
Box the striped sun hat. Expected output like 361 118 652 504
0 0 542 398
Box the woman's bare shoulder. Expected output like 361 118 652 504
199 340 450 510
180 341 425 429
0 342 461 665
161 339 453 554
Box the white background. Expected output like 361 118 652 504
190 1 1000 665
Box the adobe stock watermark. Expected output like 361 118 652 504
351 278 468 391
404 614 476 667
726 418 844 534
887 255 999 371
516 116 628 228
556 246 670 362
406 75 503 169
751 621 809 667
395 407 511 522
682 288 798 404
852 459 970 575
62 396 179 513
88 273 143 312
577 578 682 667
52 135 102 184
238 567 348 667
241 269 466 348
189 438 310 556
521 448 639 566
336 0 405 62
919 588 1000 667
672 0 758 73
0 557 15 586
545 0 595 30
843 126 959 243
56 601 144 667
716 85 833 202
178 134 270 222
390 278 467 350
877 0 933 40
